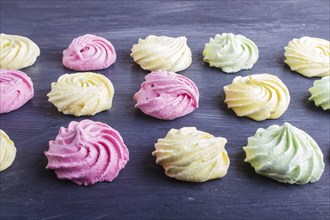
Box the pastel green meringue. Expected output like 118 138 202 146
243 123 324 184
203 33 259 73
152 127 230 182
284 36 330 77
309 76 330 110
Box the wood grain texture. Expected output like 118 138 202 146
0 0 329 219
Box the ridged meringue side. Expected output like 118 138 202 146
0 69 34 114
203 33 259 73
133 71 199 120
309 76 330 110
63 34 116 71
284 36 330 77
243 123 324 184
0 130 16 172
152 127 229 182
44 120 129 186
47 72 114 116
0 33 40 69
130 35 192 72
224 73 290 121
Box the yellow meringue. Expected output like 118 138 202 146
224 73 290 121
284 36 330 77
0 129 16 172
0 33 40 69
152 127 229 182
131 35 192 72
47 72 114 116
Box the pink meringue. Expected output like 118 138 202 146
44 120 129 186
134 71 199 120
0 69 34 114
62 34 116 71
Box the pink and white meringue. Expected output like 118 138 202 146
133 71 199 120
44 120 129 186
0 69 34 114
62 34 116 71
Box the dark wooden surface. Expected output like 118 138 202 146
0 0 329 219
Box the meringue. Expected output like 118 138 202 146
309 76 330 110
284 36 330 77
0 33 40 69
131 35 192 72
224 73 290 121
0 69 34 114
152 127 229 182
243 123 324 184
134 71 199 120
47 72 114 116
63 34 116 71
44 120 129 186
203 33 259 73
0 129 16 172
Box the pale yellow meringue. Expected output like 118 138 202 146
224 74 290 121
152 127 229 182
0 129 16 172
131 35 192 72
284 36 330 77
47 72 114 116
0 33 40 69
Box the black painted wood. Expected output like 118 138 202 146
0 0 329 219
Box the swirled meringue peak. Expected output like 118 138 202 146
309 76 330 110
44 120 129 185
0 69 34 114
152 127 229 182
47 72 114 116
63 34 116 71
284 36 330 77
203 33 259 73
130 35 192 72
224 73 290 121
0 130 16 172
0 33 40 69
243 123 324 184
133 71 199 120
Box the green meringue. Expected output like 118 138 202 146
243 123 324 184
203 33 259 73
309 76 330 110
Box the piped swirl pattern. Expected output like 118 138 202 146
284 36 330 77
63 34 116 71
152 127 229 182
243 123 324 184
134 71 199 120
0 69 34 114
131 35 192 72
0 33 40 69
44 120 129 185
47 72 114 116
224 73 290 121
203 33 259 73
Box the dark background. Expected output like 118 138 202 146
0 0 329 219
